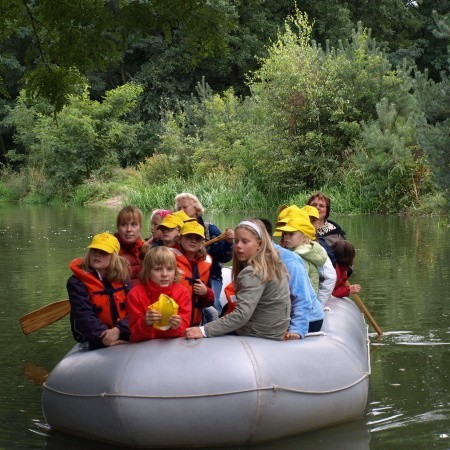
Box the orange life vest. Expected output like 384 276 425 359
69 258 128 328
169 247 213 325
222 282 237 315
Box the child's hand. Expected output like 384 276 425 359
193 279 207 296
100 327 120 346
284 331 301 340
145 308 162 326
350 284 361 294
169 314 181 329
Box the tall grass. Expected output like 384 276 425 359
125 172 286 212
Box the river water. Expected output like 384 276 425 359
0 205 448 449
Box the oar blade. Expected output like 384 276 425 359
20 300 71 335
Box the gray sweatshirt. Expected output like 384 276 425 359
204 265 290 340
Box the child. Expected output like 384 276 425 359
275 212 328 293
115 205 145 284
146 209 172 247
185 219 291 340
127 247 191 342
170 221 215 326
67 232 131 350
331 240 361 298
157 213 184 247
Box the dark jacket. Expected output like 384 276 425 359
197 216 233 282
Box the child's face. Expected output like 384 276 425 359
180 234 204 255
159 226 180 246
282 231 304 249
151 214 163 239
88 249 112 274
234 228 261 262
149 264 176 287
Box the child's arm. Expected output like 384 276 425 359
126 287 157 342
193 280 215 307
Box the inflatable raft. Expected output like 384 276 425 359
42 270 371 448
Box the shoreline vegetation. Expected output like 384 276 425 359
2 170 447 218
1 12 449 216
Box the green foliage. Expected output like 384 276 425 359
5 83 144 201
155 13 421 209
413 67 450 202
351 98 431 212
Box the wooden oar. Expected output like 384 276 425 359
204 228 232 247
20 299 71 335
350 292 383 336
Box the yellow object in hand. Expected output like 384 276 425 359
148 294 179 330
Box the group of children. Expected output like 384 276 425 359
67 191 361 350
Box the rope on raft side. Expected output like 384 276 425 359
42 371 370 399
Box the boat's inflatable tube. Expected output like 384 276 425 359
42 271 370 448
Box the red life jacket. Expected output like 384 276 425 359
69 258 128 328
114 233 145 282
169 247 213 326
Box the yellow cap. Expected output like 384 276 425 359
273 205 304 236
301 205 319 218
277 205 303 223
274 213 317 240
158 214 184 230
87 232 120 253
173 210 197 223
180 221 205 238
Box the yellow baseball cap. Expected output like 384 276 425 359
173 210 197 223
87 232 120 253
274 213 317 240
158 214 184 230
301 205 319 218
273 205 304 236
180 221 205 238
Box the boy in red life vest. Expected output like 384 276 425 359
114 205 145 285
67 233 131 350
170 221 215 326
127 247 192 342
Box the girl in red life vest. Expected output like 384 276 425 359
115 205 145 285
170 221 215 326
331 240 361 298
67 233 131 350
127 247 191 342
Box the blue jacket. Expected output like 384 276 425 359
275 244 324 338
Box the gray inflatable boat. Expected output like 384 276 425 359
42 270 370 447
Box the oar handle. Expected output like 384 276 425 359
204 228 233 247
350 292 383 336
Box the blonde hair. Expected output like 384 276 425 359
139 246 181 283
232 219 286 283
82 250 130 283
174 192 205 217
116 205 144 229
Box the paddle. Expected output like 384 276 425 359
350 292 383 336
20 299 71 335
204 228 233 247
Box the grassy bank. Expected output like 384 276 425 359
0 167 447 216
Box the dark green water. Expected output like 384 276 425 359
0 205 448 449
